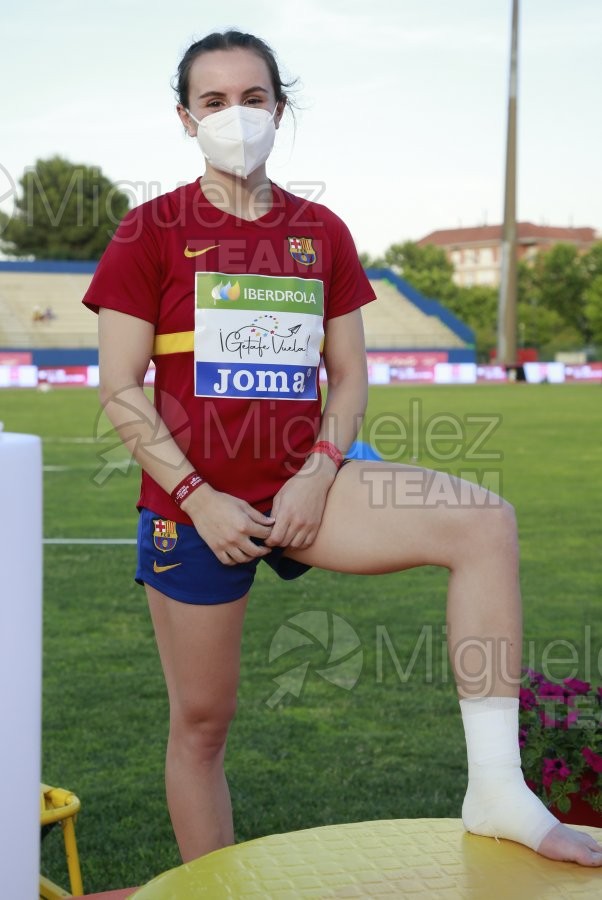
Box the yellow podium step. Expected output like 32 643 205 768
130 818 602 898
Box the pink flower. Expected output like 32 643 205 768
519 687 537 710
524 668 545 684
538 682 565 699
542 757 571 789
519 726 529 748
562 709 579 729
582 747 602 773
539 709 559 728
563 678 591 695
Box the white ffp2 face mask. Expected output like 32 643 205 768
187 105 277 179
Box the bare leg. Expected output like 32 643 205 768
287 462 520 696
146 585 249 862
285 461 602 866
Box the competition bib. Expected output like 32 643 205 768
194 272 324 400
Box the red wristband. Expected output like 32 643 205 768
171 472 205 507
308 440 344 469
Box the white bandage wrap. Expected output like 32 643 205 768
460 696 558 851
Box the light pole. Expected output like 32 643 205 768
497 0 519 368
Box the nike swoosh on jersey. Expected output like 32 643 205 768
184 243 220 258
153 560 183 573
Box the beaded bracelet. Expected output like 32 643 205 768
171 472 205 507
308 440 344 469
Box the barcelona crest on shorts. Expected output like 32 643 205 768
288 236 317 266
153 519 178 553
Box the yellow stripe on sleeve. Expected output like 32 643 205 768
153 331 195 356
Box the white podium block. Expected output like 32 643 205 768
0 432 43 899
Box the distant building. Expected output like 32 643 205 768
416 223 599 287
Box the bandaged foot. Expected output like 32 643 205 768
460 696 602 866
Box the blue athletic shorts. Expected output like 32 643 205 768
135 508 311 605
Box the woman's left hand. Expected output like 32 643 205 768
264 454 339 550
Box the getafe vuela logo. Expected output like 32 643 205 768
184 243 220 258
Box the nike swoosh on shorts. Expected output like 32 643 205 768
153 561 183 573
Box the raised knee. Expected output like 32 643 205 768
455 497 518 561
474 499 518 551
491 498 517 536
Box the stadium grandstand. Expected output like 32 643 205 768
0 261 97 365
0 261 475 367
363 269 473 358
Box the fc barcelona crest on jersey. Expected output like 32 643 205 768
288 236 317 266
153 519 178 553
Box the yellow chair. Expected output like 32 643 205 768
40 784 84 899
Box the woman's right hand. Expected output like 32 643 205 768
180 484 275 565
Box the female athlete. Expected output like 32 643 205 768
84 30 602 867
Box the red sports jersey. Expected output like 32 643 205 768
84 179 375 522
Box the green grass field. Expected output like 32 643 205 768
2 384 601 893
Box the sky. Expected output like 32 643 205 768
1 0 601 256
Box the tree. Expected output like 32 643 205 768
383 241 458 303
440 285 497 361
358 250 388 268
362 237 602 358
358 251 375 268
0 156 130 260
516 301 569 349
518 243 589 339
581 242 602 284
583 274 602 345
448 284 497 328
